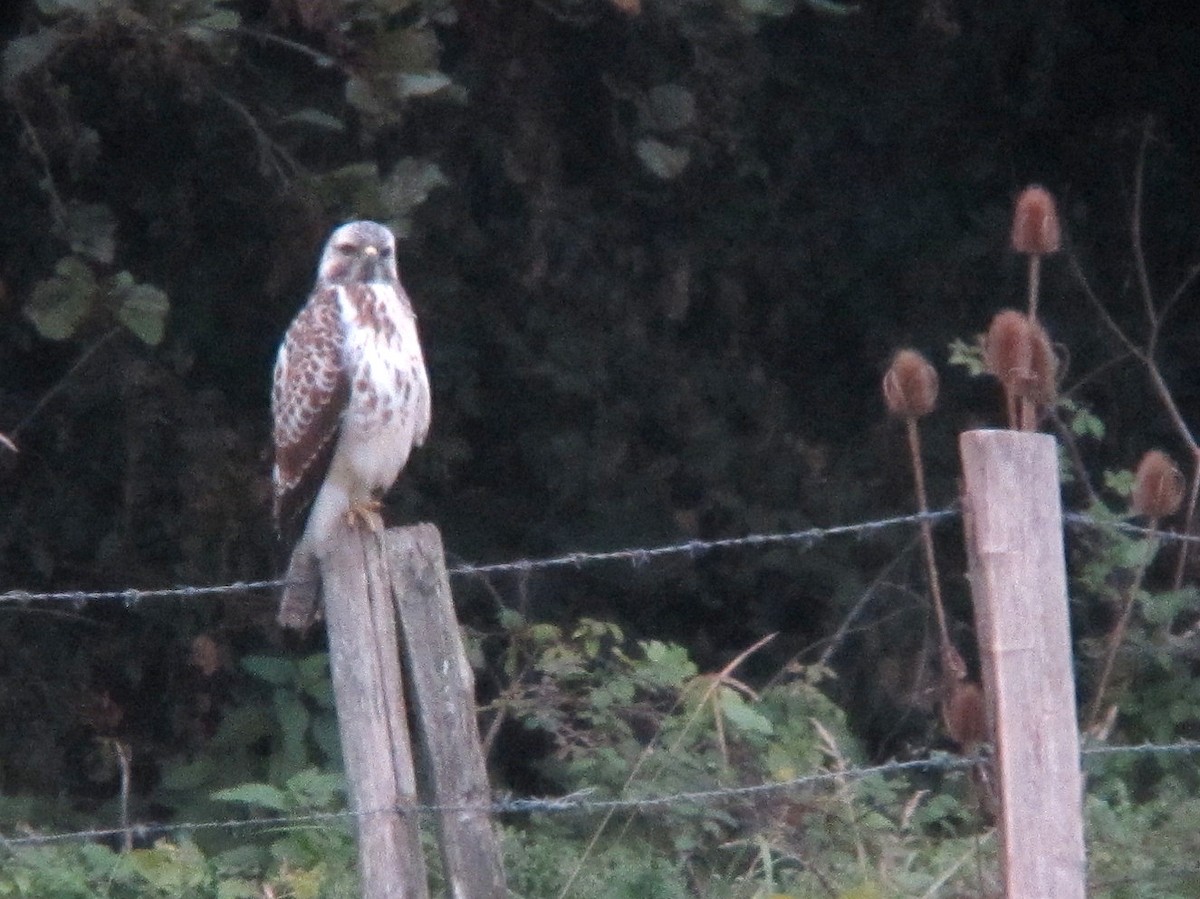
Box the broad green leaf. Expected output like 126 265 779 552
381 156 449 235
212 782 290 811
395 71 453 98
2 31 65 86
25 255 97 341
635 138 691 179
643 84 696 133
345 76 389 118
241 655 296 686
718 688 774 736
126 840 208 891
112 275 169 345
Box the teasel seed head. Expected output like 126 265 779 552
1131 449 1185 519
983 310 1057 404
984 310 1031 388
1011 184 1062 256
883 349 939 419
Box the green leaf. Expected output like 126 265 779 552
285 769 344 808
112 274 169 345
395 71 453 98
717 688 774 736
273 688 311 773
2 31 66 86
1104 468 1135 498
217 878 262 899
126 841 209 892
25 255 98 341
241 655 296 686
947 336 986 376
280 108 346 132
184 7 241 40
381 157 449 237
158 758 216 791
34 0 105 17
212 782 290 811
635 138 691 179
639 640 698 685
642 84 696 133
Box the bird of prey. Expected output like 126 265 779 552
271 220 431 629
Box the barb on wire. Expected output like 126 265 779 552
4 740 1200 850
0 753 976 849
1063 511 1200 546
0 509 957 606
0 579 289 606
7 508 1194 608
447 509 957 576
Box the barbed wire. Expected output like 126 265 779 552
2 740 1197 849
1063 511 1200 545
0 509 956 606
4 508 1200 607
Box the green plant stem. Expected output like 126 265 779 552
1086 527 1159 732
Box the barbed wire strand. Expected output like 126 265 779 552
5 509 1199 608
6 508 1200 609
2 741 1197 850
0 509 956 606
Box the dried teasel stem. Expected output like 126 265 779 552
1012 184 1062 323
1020 317 1057 430
882 351 954 675
1086 450 1183 732
984 310 1032 429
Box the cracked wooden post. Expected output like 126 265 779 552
321 524 507 899
388 524 508 899
322 530 428 899
960 430 1086 899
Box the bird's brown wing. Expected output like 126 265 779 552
271 286 349 547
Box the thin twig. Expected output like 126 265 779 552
10 327 123 439
1086 527 1160 732
1131 118 1158 336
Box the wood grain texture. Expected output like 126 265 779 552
322 531 428 899
960 430 1086 899
387 524 508 899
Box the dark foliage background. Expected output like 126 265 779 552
2 0 1199 809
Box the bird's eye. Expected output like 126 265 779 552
380 246 393 257
335 243 356 254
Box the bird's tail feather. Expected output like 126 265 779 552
277 547 321 631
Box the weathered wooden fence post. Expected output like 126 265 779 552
960 430 1086 899
321 524 507 899
323 531 428 899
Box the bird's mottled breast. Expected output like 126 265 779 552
337 282 430 444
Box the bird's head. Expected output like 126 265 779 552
317 221 399 285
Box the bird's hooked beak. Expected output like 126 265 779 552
364 245 379 258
